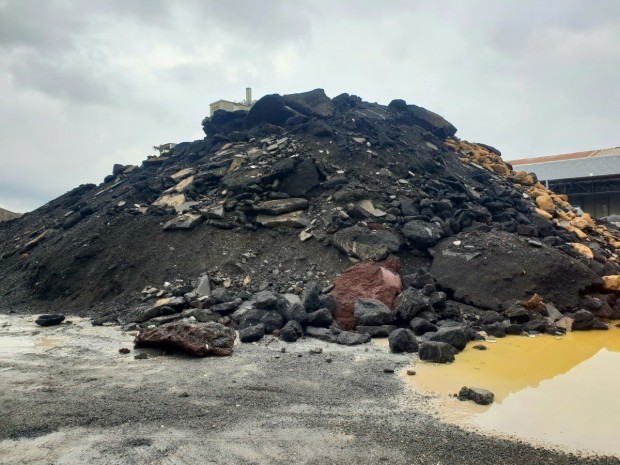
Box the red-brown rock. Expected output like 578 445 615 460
135 320 235 356
331 259 402 330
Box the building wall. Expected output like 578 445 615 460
209 100 252 115
570 192 620 218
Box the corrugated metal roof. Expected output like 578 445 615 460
512 153 620 181
511 147 620 165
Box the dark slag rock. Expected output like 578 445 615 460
239 324 266 343
429 326 470 351
395 288 432 321
35 314 66 327
418 341 456 363
388 328 418 353
280 320 303 342
356 325 397 338
337 331 371 346
353 298 394 326
306 308 333 328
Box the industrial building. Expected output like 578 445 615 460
510 147 620 218
209 87 254 115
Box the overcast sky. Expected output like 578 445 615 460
1 0 619 212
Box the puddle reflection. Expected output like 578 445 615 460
407 327 620 457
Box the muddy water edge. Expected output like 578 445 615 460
405 325 620 457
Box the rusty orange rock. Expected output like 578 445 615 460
602 275 620 292
571 217 591 230
535 208 553 220
562 224 587 240
570 243 594 259
535 194 555 212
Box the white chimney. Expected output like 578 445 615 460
245 87 252 106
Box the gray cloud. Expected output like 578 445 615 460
0 0 83 50
8 51 128 105
0 0 619 212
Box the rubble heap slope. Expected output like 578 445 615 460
0 89 618 342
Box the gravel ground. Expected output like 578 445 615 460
1 314 619 465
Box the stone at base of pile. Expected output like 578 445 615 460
135 320 235 356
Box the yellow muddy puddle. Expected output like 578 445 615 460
405 326 620 457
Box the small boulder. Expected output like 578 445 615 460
245 94 295 127
353 298 394 326
483 322 507 338
210 298 242 314
253 290 279 309
239 324 266 343
282 302 309 325
135 320 235 356
302 281 323 312
418 341 456 363
409 317 438 335
202 109 247 137
388 328 418 353
332 225 404 261
395 288 432 321
458 386 494 405
332 260 402 330
195 275 211 297
337 331 371 346
572 310 608 331
405 104 457 139
283 89 335 118
306 308 333 328
305 326 338 343
279 158 321 197
280 320 304 342
35 314 65 327
402 220 443 248
319 294 338 315
233 304 284 333
429 326 470 351
356 325 397 338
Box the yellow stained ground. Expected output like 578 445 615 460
404 326 620 457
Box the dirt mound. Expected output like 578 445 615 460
0 207 21 222
0 88 619 346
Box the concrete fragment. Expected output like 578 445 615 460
358 200 386 217
153 194 187 213
256 211 308 228
171 167 194 181
163 213 203 231
254 198 309 215
196 275 211 297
